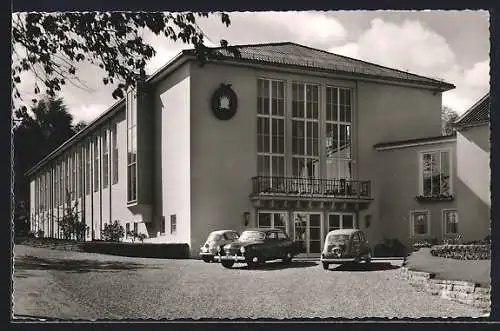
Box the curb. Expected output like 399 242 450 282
400 267 491 313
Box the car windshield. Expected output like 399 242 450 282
327 234 350 244
239 231 266 241
207 233 222 241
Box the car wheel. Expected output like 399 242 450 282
221 260 234 269
283 252 292 265
322 262 329 270
202 256 212 263
246 255 262 269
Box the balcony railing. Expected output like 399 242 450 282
251 176 371 199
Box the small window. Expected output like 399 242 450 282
161 216 166 234
266 232 278 240
170 214 177 234
443 210 458 235
352 233 361 244
277 231 288 240
133 222 138 234
125 223 130 237
411 210 430 236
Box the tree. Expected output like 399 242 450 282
442 105 459 136
11 12 236 117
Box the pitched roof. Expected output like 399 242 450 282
26 42 455 177
185 42 455 91
454 93 490 128
373 134 456 150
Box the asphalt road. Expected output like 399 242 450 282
13 244 484 320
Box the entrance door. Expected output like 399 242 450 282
293 212 323 256
327 213 356 235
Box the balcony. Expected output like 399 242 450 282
250 176 372 210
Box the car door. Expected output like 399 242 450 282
276 230 291 257
264 231 279 259
358 231 370 256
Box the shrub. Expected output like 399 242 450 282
127 230 147 243
431 244 490 260
36 229 44 238
411 237 439 251
57 192 88 241
101 220 125 242
462 235 491 246
374 238 408 257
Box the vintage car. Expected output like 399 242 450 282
199 230 240 263
320 229 372 270
216 228 299 269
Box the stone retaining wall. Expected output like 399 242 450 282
400 267 490 312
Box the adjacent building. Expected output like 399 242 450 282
26 42 490 257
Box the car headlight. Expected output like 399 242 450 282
240 247 246 254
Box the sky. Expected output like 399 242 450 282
14 10 490 124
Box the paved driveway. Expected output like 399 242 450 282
13 245 483 320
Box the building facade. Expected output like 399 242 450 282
28 42 489 257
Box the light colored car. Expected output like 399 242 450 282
320 229 372 270
199 230 239 263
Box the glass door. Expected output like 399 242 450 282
293 212 323 256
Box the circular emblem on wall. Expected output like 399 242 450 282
211 83 238 120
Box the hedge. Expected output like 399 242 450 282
16 237 190 259
78 242 190 259
430 244 490 260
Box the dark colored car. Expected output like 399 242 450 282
320 229 372 270
199 230 240 262
216 228 299 269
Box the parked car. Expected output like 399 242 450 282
216 228 299 269
199 230 240 263
320 229 372 270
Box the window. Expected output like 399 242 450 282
93 136 100 192
102 128 109 189
72 150 77 197
257 79 286 188
111 123 119 185
133 222 138 234
78 147 83 198
161 216 166 234
257 211 287 233
292 83 320 179
54 164 59 206
85 143 91 195
277 231 288 240
420 150 451 197
65 156 70 201
127 90 138 202
326 87 353 179
125 223 130 237
410 210 430 236
327 213 355 233
443 210 458 235
170 214 177 234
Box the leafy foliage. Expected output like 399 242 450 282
102 221 125 242
57 191 88 241
442 105 459 135
126 230 147 243
12 12 234 115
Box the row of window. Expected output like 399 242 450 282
33 124 119 213
411 209 458 236
257 79 353 181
